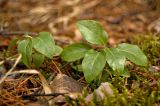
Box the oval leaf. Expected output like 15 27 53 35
33 52 45 68
53 45 63 56
32 32 56 59
77 20 108 45
117 43 148 66
61 43 91 62
82 50 106 83
104 48 126 72
18 39 32 67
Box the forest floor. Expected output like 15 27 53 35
0 0 160 106
0 0 159 46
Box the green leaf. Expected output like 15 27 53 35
71 64 83 72
121 67 130 77
77 20 108 45
77 65 83 72
33 52 45 68
104 48 126 72
53 45 63 56
117 43 148 66
7 39 18 52
32 32 56 59
18 39 32 67
82 50 106 83
61 43 91 62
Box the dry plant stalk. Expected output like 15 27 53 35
0 54 22 84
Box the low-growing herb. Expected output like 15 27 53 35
61 20 148 83
17 32 62 68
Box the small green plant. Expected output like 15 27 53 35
16 20 148 83
17 32 62 68
61 20 148 83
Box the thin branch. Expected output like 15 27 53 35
0 54 19 66
22 92 66 98
0 54 22 84
0 31 37 36
52 60 62 74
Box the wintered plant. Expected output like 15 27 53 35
17 32 62 68
61 20 148 83
16 20 147 83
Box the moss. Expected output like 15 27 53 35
131 34 160 66
67 34 160 106
73 77 160 106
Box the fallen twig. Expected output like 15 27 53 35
22 92 65 99
0 54 22 84
0 54 19 66
0 31 37 36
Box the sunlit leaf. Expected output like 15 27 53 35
77 20 108 45
117 43 148 66
32 32 56 59
61 43 91 62
82 50 106 83
53 45 63 56
104 48 126 72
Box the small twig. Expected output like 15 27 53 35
60 62 70 69
129 70 156 80
78 76 84 82
0 54 22 84
0 31 37 36
52 60 62 74
22 92 66 98
0 54 19 66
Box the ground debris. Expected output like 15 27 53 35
50 74 83 105
85 82 113 103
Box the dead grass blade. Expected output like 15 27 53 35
10 69 52 94
0 54 22 84
10 69 53 105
